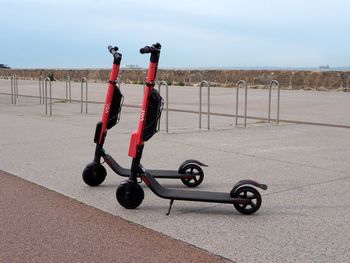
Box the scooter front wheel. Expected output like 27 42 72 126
232 186 262 215
180 164 204 187
82 162 107 186
116 180 144 209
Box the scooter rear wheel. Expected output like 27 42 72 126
116 180 144 209
82 162 107 186
180 164 204 187
232 186 262 215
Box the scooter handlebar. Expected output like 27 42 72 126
139 42 161 54
108 45 122 62
108 45 118 53
140 46 151 54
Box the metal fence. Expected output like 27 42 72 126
10 75 18 104
158 80 169 133
66 75 72 102
268 80 280 124
81 77 88 114
199 80 210 130
235 80 248 127
4 76 282 129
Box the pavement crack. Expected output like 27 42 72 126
265 175 350 197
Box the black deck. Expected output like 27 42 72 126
104 154 183 178
143 173 249 204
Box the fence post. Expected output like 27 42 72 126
277 81 281 124
199 81 210 130
39 76 44 104
15 75 18 99
268 80 280 124
10 75 18 104
10 76 14 104
244 81 247 127
235 80 247 127
44 77 52 116
81 77 88 114
158 80 169 133
66 75 71 102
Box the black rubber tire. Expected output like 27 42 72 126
116 180 144 209
180 164 204 188
233 186 262 215
82 162 107 187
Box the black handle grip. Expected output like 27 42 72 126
108 45 119 57
140 46 151 54
108 45 122 64
139 43 161 54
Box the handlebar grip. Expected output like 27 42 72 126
140 43 161 54
108 45 122 63
108 45 119 55
140 46 151 54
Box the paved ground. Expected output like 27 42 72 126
1 79 350 127
0 170 230 263
0 79 350 262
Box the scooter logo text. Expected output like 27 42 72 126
140 110 145 121
105 103 111 114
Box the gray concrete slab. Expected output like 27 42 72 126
0 80 350 263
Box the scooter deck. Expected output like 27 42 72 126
104 153 184 178
142 172 250 204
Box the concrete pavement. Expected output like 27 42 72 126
0 79 350 262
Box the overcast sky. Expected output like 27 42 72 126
1 0 349 68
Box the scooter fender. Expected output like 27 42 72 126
230 179 268 197
178 159 208 173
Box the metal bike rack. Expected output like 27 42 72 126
44 77 52 116
158 80 169 133
15 76 18 98
268 80 281 124
39 76 44 104
235 80 248 127
10 75 14 104
81 77 88 114
10 75 17 104
199 80 210 130
66 75 72 102
289 72 294 89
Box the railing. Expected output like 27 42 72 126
39 76 44 104
235 80 248 127
44 77 52 116
81 77 88 114
158 80 169 133
66 75 72 102
10 75 18 104
199 80 210 130
268 80 281 124
3 76 284 129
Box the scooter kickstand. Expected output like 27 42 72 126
166 199 174 216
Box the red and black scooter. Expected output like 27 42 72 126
82 46 206 188
116 43 268 215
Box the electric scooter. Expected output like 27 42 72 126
116 43 268 215
82 46 207 188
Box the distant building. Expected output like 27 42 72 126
122 64 142 69
0 64 11 69
319 65 330 70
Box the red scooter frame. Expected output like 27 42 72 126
116 43 267 215
82 46 206 187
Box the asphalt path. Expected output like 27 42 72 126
0 170 231 263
